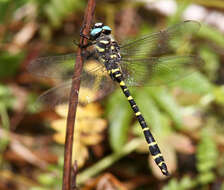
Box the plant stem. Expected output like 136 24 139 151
77 138 142 185
62 1 96 190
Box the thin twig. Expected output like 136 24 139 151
62 1 96 190
71 160 78 190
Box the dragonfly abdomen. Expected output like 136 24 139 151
111 68 169 176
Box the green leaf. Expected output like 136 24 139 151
77 139 142 185
171 72 212 94
135 89 163 134
196 128 218 180
197 172 215 185
106 90 132 152
0 84 14 109
147 87 183 129
162 176 197 190
163 178 179 190
0 135 9 152
44 0 85 27
26 93 42 113
179 176 197 189
198 24 224 48
0 1 10 23
0 52 24 78
168 0 189 25
199 46 220 81
37 173 57 186
213 86 224 105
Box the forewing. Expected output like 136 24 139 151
120 56 204 86
36 60 116 108
28 52 99 82
28 53 77 81
120 20 200 59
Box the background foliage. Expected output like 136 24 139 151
1 0 224 189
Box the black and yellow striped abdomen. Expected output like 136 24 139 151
94 37 169 176
110 68 169 176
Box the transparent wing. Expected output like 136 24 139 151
37 77 116 108
120 55 204 86
36 81 72 108
120 20 200 59
27 52 98 82
29 55 116 108
28 53 77 81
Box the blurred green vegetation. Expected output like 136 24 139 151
1 0 224 189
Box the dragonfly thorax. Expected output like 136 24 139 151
90 23 121 69
94 35 121 71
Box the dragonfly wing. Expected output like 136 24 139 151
28 53 77 81
120 20 200 59
37 60 116 108
27 51 98 82
120 55 204 86
79 67 116 105
37 80 72 108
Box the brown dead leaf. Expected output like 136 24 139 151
168 133 195 154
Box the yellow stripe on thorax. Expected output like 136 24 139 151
110 54 117 58
99 40 109 44
96 46 105 52
111 68 120 73
100 58 105 63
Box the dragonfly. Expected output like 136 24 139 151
28 20 203 176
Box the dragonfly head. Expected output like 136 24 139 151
90 23 112 40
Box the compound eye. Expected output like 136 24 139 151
102 26 111 31
90 28 102 37
94 22 104 28
102 26 112 34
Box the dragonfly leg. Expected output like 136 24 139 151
80 33 90 40
73 25 92 48
73 39 94 48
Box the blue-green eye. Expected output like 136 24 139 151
102 26 111 31
90 28 102 36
